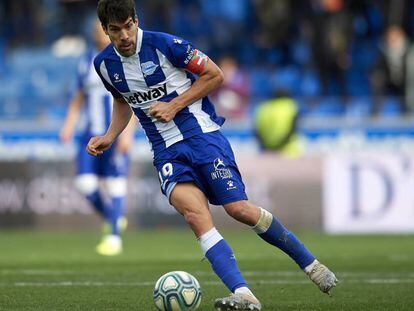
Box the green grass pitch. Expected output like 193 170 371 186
1 230 414 310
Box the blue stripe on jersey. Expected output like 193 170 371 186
159 91 203 139
143 31 176 67
138 43 166 87
93 46 124 98
186 71 196 83
131 107 166 153
104 58 130 93
202 97 225 126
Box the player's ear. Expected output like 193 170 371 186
134 16 139 26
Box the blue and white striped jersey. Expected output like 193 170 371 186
94 28 224 155
77 49 112 138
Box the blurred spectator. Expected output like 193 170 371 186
253 0 294 64
254 91 303 158
199 0 252 58
308 0 352 97
212 56 250 121
3 0 414 121
370 25 410 115
0 0 43 47
58 0 96 37
137 0 174 32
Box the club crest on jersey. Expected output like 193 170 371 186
211 158 233 180
141 61 159 77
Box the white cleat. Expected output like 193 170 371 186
214 293 261 310
305 260 338 295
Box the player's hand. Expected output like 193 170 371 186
149 101 178 123
86 135 114 156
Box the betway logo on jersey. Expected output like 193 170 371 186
125 83 167 106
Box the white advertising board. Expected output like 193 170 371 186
324 153 414 233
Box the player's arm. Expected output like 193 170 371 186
149 54 224 123
86 97 133 156
60 90 85 143
116 115 137 154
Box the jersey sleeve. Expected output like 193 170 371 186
76 54 90 92
163 34 209 75
93 57 123 99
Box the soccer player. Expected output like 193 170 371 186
87 0 338 309
60 20 136 256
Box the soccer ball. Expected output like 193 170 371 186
153 271 202 311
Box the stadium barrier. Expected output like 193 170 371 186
0 155 322 230
324 152 414 233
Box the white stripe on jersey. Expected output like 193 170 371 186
156 49 220 134
155 49 191 93
88 89 106 135
187 98 219 132
120 56 184 147
83 54 111 136
99 61 116 92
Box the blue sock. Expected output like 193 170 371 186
205 239 247 292
86 190 109 220
258 216 315 269
109 196 125 235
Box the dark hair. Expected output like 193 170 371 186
97 0 136 28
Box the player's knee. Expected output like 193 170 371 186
252 207 274 234
183 210 202 228
223 201 260 225
104 177 127 197
75 174 99 195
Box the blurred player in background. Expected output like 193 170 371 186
87 0 338 309
60 20 136 256
254 90 303 158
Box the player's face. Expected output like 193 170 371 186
104 17 138 57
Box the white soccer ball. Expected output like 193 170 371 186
153 271 202 311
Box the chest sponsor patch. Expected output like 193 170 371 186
125 83 167 106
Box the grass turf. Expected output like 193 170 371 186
0 230 413 310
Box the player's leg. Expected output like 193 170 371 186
75 174 111 221
76 140 111 219
223 201 315 269
96 148 129 256
194 131 336 295
104 176 128 234
74 173 108 217
223 200 338 294
169 183 261 311
102 151 130 235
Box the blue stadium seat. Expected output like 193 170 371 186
250 69 272 101
300 70 320 97
2 48 79 120
308 97 345 117
346 97 372 118
269 66 301 94
380 97 402 117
